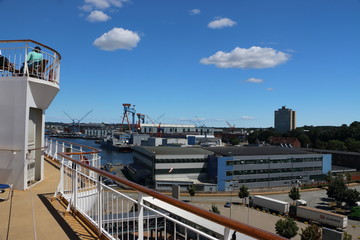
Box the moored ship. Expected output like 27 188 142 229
99 131 132 152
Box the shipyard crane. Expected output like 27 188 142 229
146 114 164 137
136 113 145 132
226 121 235 133
63 110 93 134
195 116 207 136
121 103 136 132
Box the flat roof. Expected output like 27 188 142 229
331 165 357 172
133 146 214 155
305 148 360 156
202 146 319 156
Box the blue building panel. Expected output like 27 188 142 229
322 154 332 174
187 136 196 145
217 156 234 191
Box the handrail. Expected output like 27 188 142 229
58 152 286 240
0 148 21 152
51 138 101 153
28 146 48 152
0 39 61 60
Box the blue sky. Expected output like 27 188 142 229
1 0 360 128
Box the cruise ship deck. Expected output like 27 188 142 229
0 158 97 240
0 40 286 240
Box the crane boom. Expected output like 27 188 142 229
79 110 93 122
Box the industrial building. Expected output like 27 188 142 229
129 146 215 191
206 146 331 191
274 106 296 132
128 145 331 192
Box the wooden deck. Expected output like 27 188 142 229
0 158 98 240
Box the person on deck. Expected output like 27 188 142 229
0 50 14 72
27 46 43 70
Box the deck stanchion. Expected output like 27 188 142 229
138 193 144 240
97 174 103 236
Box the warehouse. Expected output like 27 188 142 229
205 146 332 191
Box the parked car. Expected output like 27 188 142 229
224 202 231 208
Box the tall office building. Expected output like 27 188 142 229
274 106 296 132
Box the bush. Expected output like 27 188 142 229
275 217 299 239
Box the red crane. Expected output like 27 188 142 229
226 121 235 133
146 114 164 137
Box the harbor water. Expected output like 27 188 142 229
59 138 133 167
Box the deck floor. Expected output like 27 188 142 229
0 158 98 240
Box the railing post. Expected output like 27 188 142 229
54 156 64 197
224 227 232 240
49 138 53 156
54 139 58 161
97 175 103 236
138 193 144 240
62 142 65 163
73 161 78 211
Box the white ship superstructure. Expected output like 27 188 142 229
0 40 61 190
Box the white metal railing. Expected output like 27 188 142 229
0 40 61 83
45 137 285 240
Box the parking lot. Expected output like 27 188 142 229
187 185 360 239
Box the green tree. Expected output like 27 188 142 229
289 187 301 202
230 137 240 145
297 133 311 148
327 175 347 203
209 204 220 214
326 140 347 151
345 138 360 152
344 188 360 207
188 185 196 201
343 232 352 240
238 185 250 204
325 172 333 184
299 224 322 240
275 217 298 239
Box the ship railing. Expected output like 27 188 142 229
45 138 101 173
0 39 61 84
45 137 285 240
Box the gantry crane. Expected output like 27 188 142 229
136 113 145 132
121 103 137 132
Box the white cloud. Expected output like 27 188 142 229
266 88 274 91
241 116 255 120
87 10 111 22
246 78 263 83
208 17 237 29
84 0 125 10
189 9 200 15
93 28 140 51
79 4 93 12
200 46 291 69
